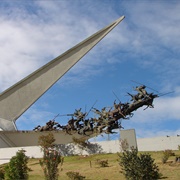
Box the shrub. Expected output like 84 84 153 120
96 159 109 167
162 149 175 163
38 133 63 180
72 137 103 155
120 139 129 152
164 149 175 156
4 149 29 180
162 155 169 164
0 167 5 179
39 149 63 180
38 133 55 149
72 137 89 149
175 156 180 162
118 148 161 180
66 171 85 180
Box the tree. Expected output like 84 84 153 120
5 149 29 180
38 133 55 149
118 148 161 180
38 133 63 180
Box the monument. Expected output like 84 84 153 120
0 16 125 148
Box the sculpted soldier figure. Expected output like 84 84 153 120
143 93 158 110
33 125 41 131
105 119 125 134
67 117 76 130
92 107 109 120
73 108 86 121
127 92 139 102
78 118 94 135
101 107 110 120
134 85 148 99
128 85 149 103
109 100 126 120
39 122 50 131
46 120 59 130
73 108 86 131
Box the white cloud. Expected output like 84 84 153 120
0 1 122 91
131 95 180 123
0 1 179 139
16 106 55 130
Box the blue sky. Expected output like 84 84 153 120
0 0 180 141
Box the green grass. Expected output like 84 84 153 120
2 151 180 180
29 151 180 180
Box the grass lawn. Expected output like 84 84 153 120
26 151 180 180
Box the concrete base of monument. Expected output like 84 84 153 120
0 130 99 148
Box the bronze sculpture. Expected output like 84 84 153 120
33 85 159 135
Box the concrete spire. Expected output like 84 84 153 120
0 16 125 131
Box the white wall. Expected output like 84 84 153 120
0 146 42 165
0 136 179 165
91 136 180 153
137 136 180 151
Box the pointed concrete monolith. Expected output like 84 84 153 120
0 16 125 131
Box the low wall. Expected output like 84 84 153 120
0 146 43 165
137 136 180 151
0 136 179 164
91 136 180 153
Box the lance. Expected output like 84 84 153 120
112 90 121 103
85 100 98 118
131 80 160 93
59 114 74 117
53 114 60 120
158 91 174 97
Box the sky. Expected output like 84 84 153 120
0 0 180 141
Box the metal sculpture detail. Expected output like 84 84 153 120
33 85 158 135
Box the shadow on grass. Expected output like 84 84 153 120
159 173 168 179
159 176 168 179
29 162 40 166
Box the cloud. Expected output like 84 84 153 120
111 1 180 89
0 1 180 139
0 1 122 91
1 1 180 92
131 94 180 123
16 106 55 130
